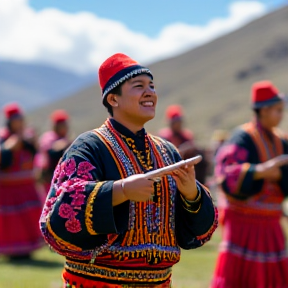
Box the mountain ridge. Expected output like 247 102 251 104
0 61 96 110
26 5 288 145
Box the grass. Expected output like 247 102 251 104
0 231 221 288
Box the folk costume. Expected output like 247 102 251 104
40 53 218 288
0 103 43 256
36 110 70 193
211 81 288 288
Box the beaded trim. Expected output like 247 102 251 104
102 68 152 98
85 181 105 235
65 259 172 283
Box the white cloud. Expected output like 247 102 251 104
0 0 267 74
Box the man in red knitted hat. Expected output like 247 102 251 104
211 80 288 288
158 105 194 148
40 53 217 288
0 103 43 259
35 109 71 194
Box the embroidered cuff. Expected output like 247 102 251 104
180 184 202 213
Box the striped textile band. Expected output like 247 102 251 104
220 241 288 263
65 260 172 283
0 170 35 180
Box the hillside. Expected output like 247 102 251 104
28 5 288 145
0 61 95 110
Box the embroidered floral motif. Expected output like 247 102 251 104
236 147 248 162
225 165 242 193
215 144 249 193
62 179 85 193
70 193 86 207
64 158 77 177
52 164 61 183
55 187 64 196
77 162 94 180
40 196 57 221
65 217 82 233
49 158 97 233
59 203 76 219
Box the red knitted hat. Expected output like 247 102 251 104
166 105 183 120
251 81 283 109
3 103 23 119
50 109 69 123
98 53 153 101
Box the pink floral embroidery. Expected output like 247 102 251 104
46 197 57 209
59 203 75 219
77 161 95 180
64 158 77 177
52 165 61 183
216 144 249 194
225 165 242 194
53 158 96 234
60 178 86 193
71 182 86 193
40 197 57 220
70 193 86 207
61 179 78 192
56 187 64 196
236 147 248 162
65 218 82 233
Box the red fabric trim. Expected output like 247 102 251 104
62 269 172 288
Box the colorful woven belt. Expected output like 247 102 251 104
65 260 172 283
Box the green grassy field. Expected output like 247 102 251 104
0 231 220 288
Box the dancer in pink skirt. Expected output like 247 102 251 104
211 81 288 288
0 103 43 258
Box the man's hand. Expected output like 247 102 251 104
112 157 202 206
112 174 155 206
121 174 155 202
254 155 288 182
172 165 198 201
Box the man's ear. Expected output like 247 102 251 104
106 94 118 107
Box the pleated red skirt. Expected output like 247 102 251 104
0 179 43 255
211 209 288 288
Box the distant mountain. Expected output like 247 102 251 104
0 61 96 110
28 5 288 145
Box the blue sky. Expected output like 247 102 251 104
29 0 286 36
0 0 287 73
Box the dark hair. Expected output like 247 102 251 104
253 108 261 118
6 120 12 132
103 84 122 116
